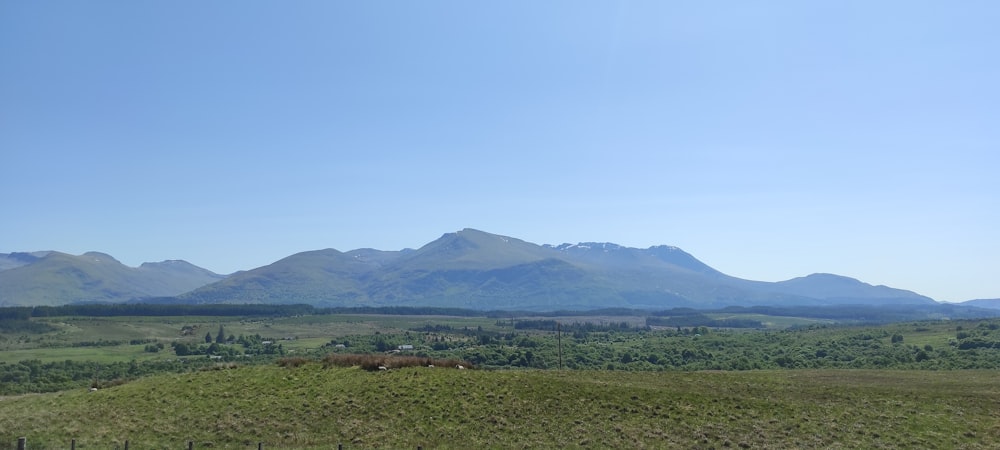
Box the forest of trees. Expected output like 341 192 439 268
327 319 1000 371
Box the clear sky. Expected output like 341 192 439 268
2 1 998 302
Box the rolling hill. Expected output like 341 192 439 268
179 228 933 310
0 252 225 306
2 365 997 449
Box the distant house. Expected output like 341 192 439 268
398 344 414 351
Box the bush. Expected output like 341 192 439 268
199 362 240 371
90 378 128 389
277 357 311 368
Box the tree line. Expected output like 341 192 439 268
3 303 998 323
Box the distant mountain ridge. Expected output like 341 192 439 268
0 251 52 271
179 228 933 310
0 251 225 306
2 229 940 309
961 299 1000 310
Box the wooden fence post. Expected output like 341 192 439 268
16 437 25 450
71 439 76 450
124 440 129 450
188 441 194 450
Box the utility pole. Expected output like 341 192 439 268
557 321 563 370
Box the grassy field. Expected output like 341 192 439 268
4 312 1000 448
0 314 461 363
706 312 835 329
1 313 526 364
2 364 999 449
0 344 169 364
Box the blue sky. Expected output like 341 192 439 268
2 1 998 302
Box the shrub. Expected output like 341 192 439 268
200 362 240 371
277 357 311 368
91 378 128 389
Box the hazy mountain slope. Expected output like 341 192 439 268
393 229 555 270
544 242 811 308
357 230 702 309
364 258 621 310
7 229 940 309
0 252 224 306
178 229 935 310
550 243 723 276
179 249 375 306
136 260 228 295
765 273 933 304
0 251 52 272
962 299 1000 310
344 230 621 309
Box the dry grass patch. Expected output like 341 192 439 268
320 353 472 371
276 356 311 368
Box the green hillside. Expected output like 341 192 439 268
0 252 224 307
1 364 997 449
180 249 371 306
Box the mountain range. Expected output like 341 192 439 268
181 229 934 310
0 251 225 306
1 229 945 310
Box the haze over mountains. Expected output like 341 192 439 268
2 229 945 310
0 251 225 306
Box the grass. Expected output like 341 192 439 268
1 365 998 449
706 312 835 329
0 344 167 364
8 312 544 349
0 314 505 364
319 353 471 371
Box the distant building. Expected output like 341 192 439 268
398 344 414 351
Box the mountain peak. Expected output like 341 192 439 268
454 228 516 243
403 229 548 269
81 252 121 264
